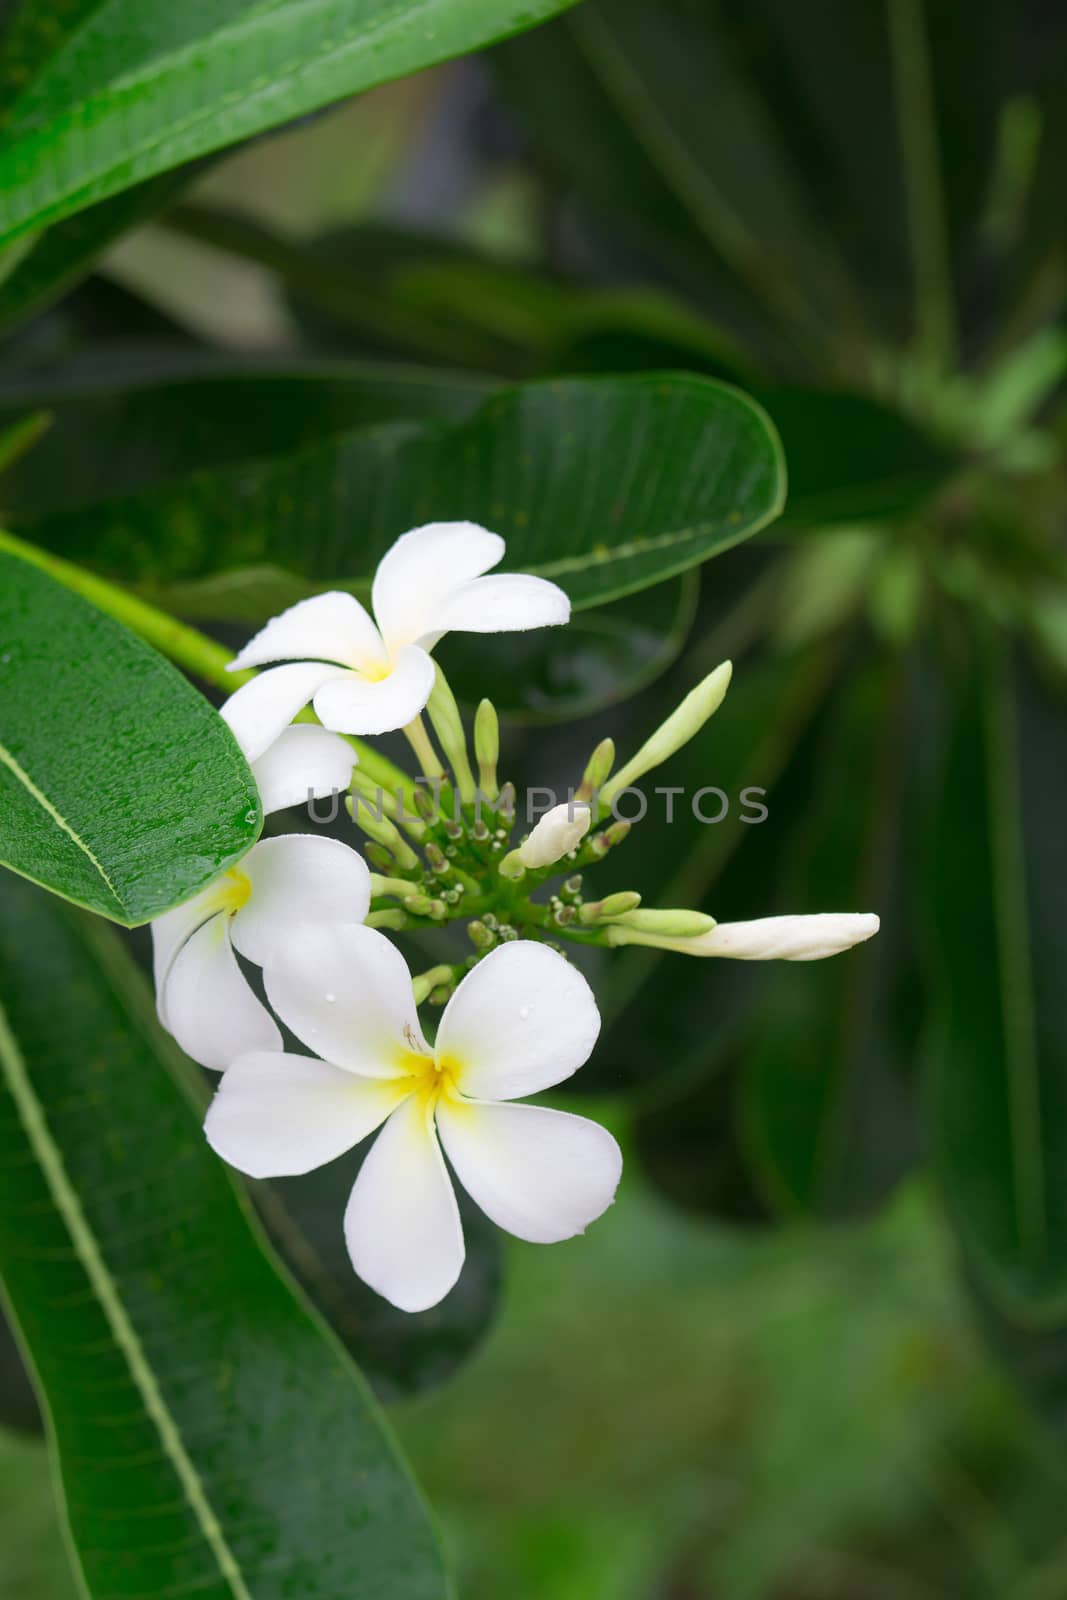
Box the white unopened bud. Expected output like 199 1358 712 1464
606 912 879 959
517 801 593 869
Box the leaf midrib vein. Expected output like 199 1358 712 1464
0 738 124 914
0 999 253 1600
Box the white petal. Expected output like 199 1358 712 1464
151 885 224 1029
161 913 281 1072
229 835 371 969
221 662 349 762
426 573 570 641
435 942 600 1100
311 645 435 735
251 724 355 816
517 801 591 869
686 912 881 960
229 591 385 672
205 1051 411 1179
436 1099 622 1244
344 1094 465 1312
371 521 504 653
264 922 429 1078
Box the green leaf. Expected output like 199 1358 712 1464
0 548 261 924
0 875 448 1599
926 638 1067 1318
0 0 581 247
739 656 921 1218
252 1158 502 1403
753 387 954 526
15 373 785 613
0 1304 39 1434
0 169 206 337
0 356 495 520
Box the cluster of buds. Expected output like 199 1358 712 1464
342 657 878 1007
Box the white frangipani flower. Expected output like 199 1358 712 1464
518 801 592 869
205 928 622 1313
220 522 571 753
606 911 880 960
152 722 366 1071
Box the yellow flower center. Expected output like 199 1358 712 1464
391 1046 463 1109
218 866 252 914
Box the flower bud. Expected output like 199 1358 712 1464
517 801 593 869
369 874 419 901
411 964 456 1005
579 890 642 925
365 908 409 931
426 665 476 803
600 661 732 809
346 794 420 870
467 920 495 950
474 699 500 801
606 911 879 959
576 737 615 802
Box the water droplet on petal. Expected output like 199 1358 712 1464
325 992 336 1004
519 1005 531 1021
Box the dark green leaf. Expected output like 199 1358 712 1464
0 170 204 337
0 0 580 245
0 356 495 519
0 1303 39 1434
926 638 1067 1317
252 1156 502 1403
17 372 785 612
0 549 261 924
0 875 448 1599
754 386 954 526
739 656 921 1218
443 573 699 723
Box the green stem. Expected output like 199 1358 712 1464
403 714 446 781
0 526 414 794
0 526 249 690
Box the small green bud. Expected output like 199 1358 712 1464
600 661 732 809
472 818 490 842
364 842 395 873
576 737 615 802
427 665 476 803
411 964 456 1005
349 767 398 819
498 848 526 880
497 781 516 821
468 920 495 950
365 908 409 931
369 874 419 900
562 874 584 900
474 699 500 801
553 903 577 926
425 841 451 876
413 783 438 821
579 890 642 925
347 795 420 871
